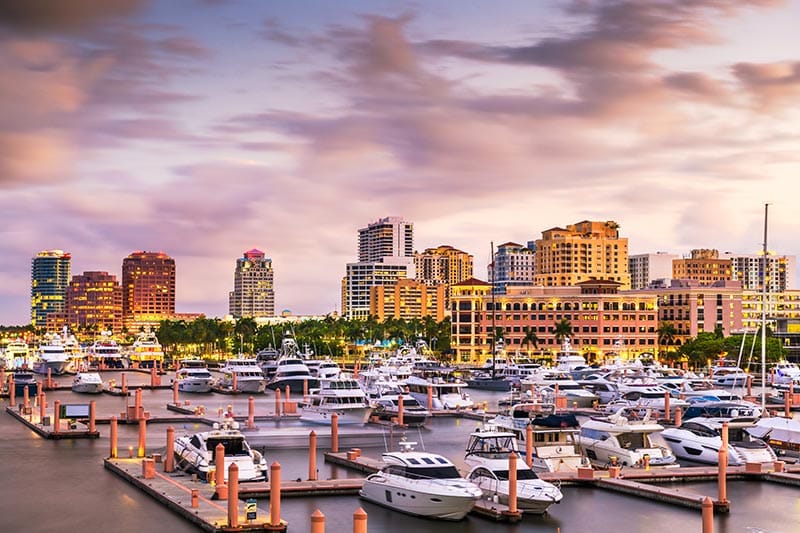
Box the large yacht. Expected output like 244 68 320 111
174 360 215 393
2 339 30 369
404 375 473 410
87 334 124 369
32 333 69 375
217 358 266 393
129 330 165 368
299 376 372 425
661 416 777 465
266 332 319 393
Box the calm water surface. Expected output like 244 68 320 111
1 373 796 532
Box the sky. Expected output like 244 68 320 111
1 0 800 326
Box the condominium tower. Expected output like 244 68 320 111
720 252 796 292
489 242 536 293
414 245 474 307
534 220 631 289
66 271 123 333
672 249 732 286
229 248 275 318
122 251 175 326
31 249 72 329
629 252 679 290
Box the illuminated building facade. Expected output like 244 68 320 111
369 279 446 321
450 278 657 364
31 249 71 330
489 242 536 293
721 252 795 292
414 245 474 309
534 220 631 289
672 249 732 286
122 251 175 327
66 271 123 333
229 248 275 318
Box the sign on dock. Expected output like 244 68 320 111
245 499 257 520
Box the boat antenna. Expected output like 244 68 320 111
491 241 496 380
761 203 769 411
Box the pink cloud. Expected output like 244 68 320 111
733 61 800 109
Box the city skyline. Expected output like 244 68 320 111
1 1 799 325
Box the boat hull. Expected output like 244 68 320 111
72 383 104 394
177 379 214 393
32 360 68 376
466 377 513 392
267 377 319 394
359 475 478 520
299 406 372 425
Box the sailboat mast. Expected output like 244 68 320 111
490 242 496 379
761 203 769 411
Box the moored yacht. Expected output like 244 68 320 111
174 361 215 393
464 426 563 514
218 358 266 393
3 339 30 369
129 330 165 368
86 334 125 369
299 376 372 425
173 419 268 482
266 355 318 394
661 416 777 465
359 440 482 520
72 372 104 394
32 333 69 375
372 393 430 427
404 375 473 410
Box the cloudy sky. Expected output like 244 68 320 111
1 0 799 325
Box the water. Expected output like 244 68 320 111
1 373 797 532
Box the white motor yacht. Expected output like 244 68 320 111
747 417 800 460
464 427 563 514
173 419 268 482
174 361 215 393
359 441 482 520
3 339 30 369
661 417 777 465
711 366 750 387
218 358 266 393
86 335 125 369
403 375 473 410
71 372 104 394
576 409 677 468
267 356 318 393
603 385 689 417
372 394 430 427
299 376 372 425
129 330 165 368
32 333 69 375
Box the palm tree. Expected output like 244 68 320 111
553 318 573 346
657 321 677 361
521 326 540 357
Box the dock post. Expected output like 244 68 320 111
508 452 518 514
227 463 239 528
746 375 752 398
247 396 255 429
702 496 714 533
89 401 96 433
173 381 179 406
23 383 30 411
35 380 41 403
134 388 142 421
270 462 281 527
525 424 533 468
304 378 309 402
353 507 367 533
309 430 318 481
121 372 128 394
191 489 199 509
232 371 238 393
8 375 14 406
717 448 728 503
275 388 282 417
675 407 682 427
39 391 47 423
311 509 325 533
215 443 227 499
53 399 61 435
785 389 792 418
284 385 290 412
397 394 404 426
150 366 157 387
138 417 147 457
331 413 339 453
165 426 175 472
47 368 52 389
664 391 671 423
427 385 433 412
110 416 118 458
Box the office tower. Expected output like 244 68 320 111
629 252 679 290
534 220 630 289
343 216 415 319
721 252 796 292
66 271 123 333
229 248 275 318
31 249 71 329
122 251 175 326
672 249 732 286
488 242 536 293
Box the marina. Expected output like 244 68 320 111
2 370 800 532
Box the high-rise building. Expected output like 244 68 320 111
343 216 415 319
488 242 536 293
534 220 630 288
229 248 275 318
721 252 796 292
122 251 175 327
672 249 732 286
414 245 474 308
31 249 71 330
369 279 446 321
629 252 679 290
358 216 414 262
66 271 123 333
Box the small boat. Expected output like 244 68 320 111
372 394 430 427
661 416 777 465
218 359 266 393
576 409 677 468
464 426 563 514
71 372 104 394
403 375 473 410
299 377 372 425
174 361 215 393
359 440 482 520
747 417 800 460
770 361 800 387
173 419 268 482
12 371 38 396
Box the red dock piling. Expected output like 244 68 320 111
275 388 282 417
89 401 96 433
508 452 518 514
227 463 239 528
331 413 339 453
138 417 146 457
311 509 325 533
247 396 255 429
309 431 318 481
165 426 175 472
215 443 226 499
110 416 118 458
173 381 179 405
353 507 367 533
702 496 714 533
270 462 281 527
397 393 404 426
525 424 533 468
53 400 61 435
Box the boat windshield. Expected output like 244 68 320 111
207 437 248 456
491 469 538 481
617 432 647 449
393 465 461 480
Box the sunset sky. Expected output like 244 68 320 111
2 0 799 325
